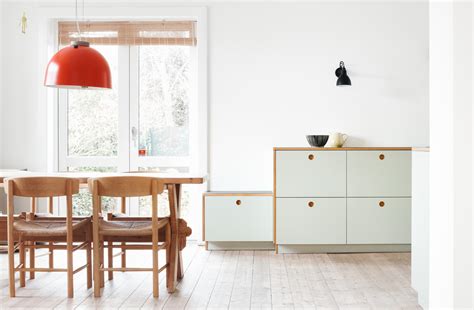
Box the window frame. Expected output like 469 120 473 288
42 7 208 241
58 42 198 174
58 40 199 208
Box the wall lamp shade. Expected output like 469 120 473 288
335 61 351 86
44 41 112 89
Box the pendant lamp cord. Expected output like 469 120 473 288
74 0 82 41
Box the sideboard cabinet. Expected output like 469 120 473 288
274 147 412 253
203 192 274 250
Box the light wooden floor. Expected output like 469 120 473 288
0 243 420 309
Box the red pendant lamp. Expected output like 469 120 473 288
44 1 111 89
44 41 111 89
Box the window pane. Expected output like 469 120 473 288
67 45 119 157
138 46 190 157
67 166 117 215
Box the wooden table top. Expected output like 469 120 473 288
274 147 413 151
0 170 207 185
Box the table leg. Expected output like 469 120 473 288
175 184 184 280
167 184 179 293
177 251 183 279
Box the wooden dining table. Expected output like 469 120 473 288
0 170 206 293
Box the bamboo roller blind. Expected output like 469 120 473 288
58 21 197 46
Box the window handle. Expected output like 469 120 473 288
131 126 137 147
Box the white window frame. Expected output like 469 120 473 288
128 45 194 172
58 45 128 173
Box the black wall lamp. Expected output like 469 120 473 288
335 61 351 86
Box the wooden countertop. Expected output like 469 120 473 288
203 191 273 196
412 147 430 152
274 147 413 151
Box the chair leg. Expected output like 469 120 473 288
19 241 25 287
67 242 74 298
152 230 159 298
49 242 54 269
86 242 92 289
29 242 35 279
165 224 171 289
108 241 114 280
121 242 126 270
8 242 16 297
100 241 105 288
93 238 101 297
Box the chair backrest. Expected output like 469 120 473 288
88 176 165 220
88 176 164 198
5 176 80 198
4 177 80 221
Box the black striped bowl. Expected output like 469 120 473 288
306 135 329 147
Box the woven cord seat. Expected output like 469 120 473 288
99 218 169 237
14 218 90 238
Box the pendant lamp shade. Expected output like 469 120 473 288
44 41 112 89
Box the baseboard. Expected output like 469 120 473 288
206 241 275 251
277 244 411 254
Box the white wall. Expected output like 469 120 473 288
0 0 3 167
0 1 429 191
1 2 40 171
208 1 428 190
429 0 473 308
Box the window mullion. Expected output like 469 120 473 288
118 45 131 173
129 45 140 172
128 45 140 216
58 89 68 172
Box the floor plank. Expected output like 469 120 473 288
250 251 271 309
206 251 239 309
269 251 294 309
157 246 210 309
229 251 254 309
0 245 420 309
184 251 225 309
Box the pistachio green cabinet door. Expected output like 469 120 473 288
205 196 273 242
276 198 346 244
276 151 346 197
347 151 411 197
347 198 411 244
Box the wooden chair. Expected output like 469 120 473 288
27 195 54 280
112 169 161 270
5 176 92 298
88 176 171 298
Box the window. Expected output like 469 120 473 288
67 46 119 158
57 21 201 231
